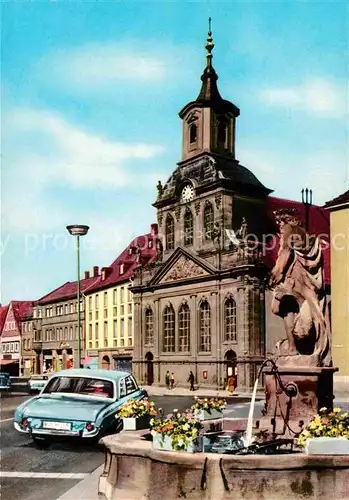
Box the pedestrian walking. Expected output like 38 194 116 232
165 370 170 389
188 371 195 391
170 372 175 389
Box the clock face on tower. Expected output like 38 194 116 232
181 184 194 202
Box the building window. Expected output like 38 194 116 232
70 326 73 340
113 306 117 316
113 319 117 337
189 123 197 144
225 298 237 342
184 209 194 246
199 301 211 352
95 323 99 344
163 305 175 352
120 339 124 347
120 318 125 338
64 327 68 340
128 338 133 346
95 294 99 309
120 305 124 316
128 303 132 314
70 302 74 313
128 288 132 302
145 308 154 346
113 289 117 305
89 311 92 321
113 338 117 347
96 310 99 320
217 121 228 149
204 202 214 239
128 316 132 338
88 296 92 310
120 287 124 303
104 292 108 308
89 324 92 340
65 304 68 315
165 214 175 250
178 303 190 352
104 308 108 318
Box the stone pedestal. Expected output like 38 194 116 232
260 366 338 437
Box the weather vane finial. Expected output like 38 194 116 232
205 16 214 64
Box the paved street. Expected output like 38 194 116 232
0 393 260 500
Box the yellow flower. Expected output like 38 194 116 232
333 408 341 413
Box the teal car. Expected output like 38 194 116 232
0 372 11 393
14 368 148 448
28 375 49 394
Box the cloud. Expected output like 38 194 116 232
2 107 164 233
35 42 197 94
260 80 345 116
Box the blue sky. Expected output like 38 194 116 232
2 1 348 304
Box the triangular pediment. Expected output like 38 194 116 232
149 247 216 286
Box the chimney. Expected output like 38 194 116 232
151 223 158 236
84 270 90 279
93 266 99 277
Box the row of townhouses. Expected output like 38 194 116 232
1 29 348 389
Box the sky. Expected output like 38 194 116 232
1 0 348 304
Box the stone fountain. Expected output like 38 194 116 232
97 208 348 499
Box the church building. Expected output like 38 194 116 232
132 23 330 392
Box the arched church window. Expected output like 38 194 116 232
225 298 237 342
145 308 154 346
189 123 197 144
163 305 175 352
178 303 190 352
199 301 211 352
217 121 228 149
204 202 214 240
184 209 194 246
165 214 175 250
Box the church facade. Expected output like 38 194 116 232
132 26 274 393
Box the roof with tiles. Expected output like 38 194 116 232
0 305 9 333
37 275 100 305
85 225 158 294
264 196 330 284
324 190 349 209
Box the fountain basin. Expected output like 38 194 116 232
98 430 349 500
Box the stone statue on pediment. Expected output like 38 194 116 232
268 208 331 367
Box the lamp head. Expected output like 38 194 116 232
66 225 90 236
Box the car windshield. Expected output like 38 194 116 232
42 376 114 399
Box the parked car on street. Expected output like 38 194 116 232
28 374 50 394
0 372 11 393
14 369 147 448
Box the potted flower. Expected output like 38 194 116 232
118 398 157 431
150 410 203 452
191 397 226 421
297 407 349 455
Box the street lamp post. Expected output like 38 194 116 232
301 188 313 233
66 225 89 368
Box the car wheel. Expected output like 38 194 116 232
32 436 51 449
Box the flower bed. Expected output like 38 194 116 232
297 407 349 454
150 410 203 452
191 397 226 421
118 398 157 431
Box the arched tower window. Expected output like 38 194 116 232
189 123 197 144
199 301 211 352
204 202 214 240
163 305 175 352
217 121 228 149
145 308 154 346
225 298 237 342
184 209 194 246
165 214 175 250
178 303 190 352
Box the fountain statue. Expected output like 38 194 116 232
259 207 336 438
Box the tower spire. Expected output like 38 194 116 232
205 17 214 69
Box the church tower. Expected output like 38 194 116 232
133 21 272 393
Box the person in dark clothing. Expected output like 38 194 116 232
165 370 170 389
188 371 195 391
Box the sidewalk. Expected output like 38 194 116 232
56 465 103 500
144 385 261 399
